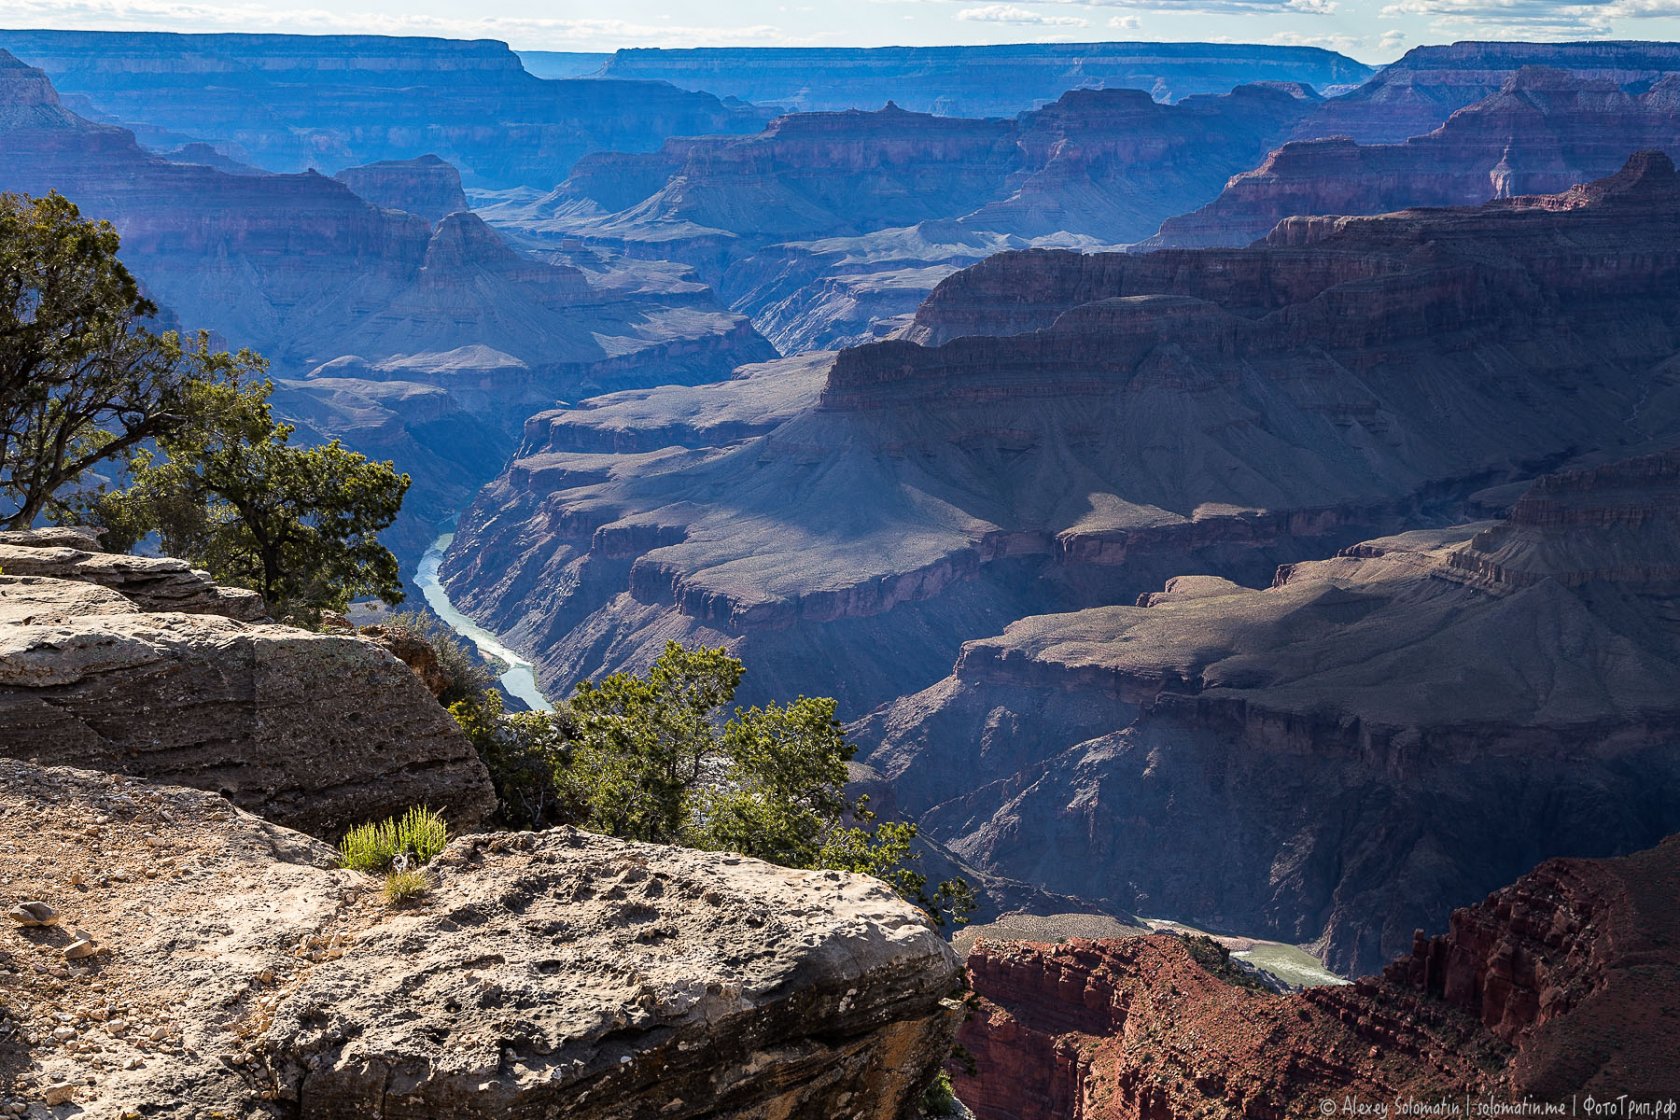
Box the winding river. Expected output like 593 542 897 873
415 532 553 712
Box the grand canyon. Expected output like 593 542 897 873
0 17 1675 1120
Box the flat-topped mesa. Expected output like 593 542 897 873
0 533 495 839
333 153 469 223
1149 67 1680 250
0 30 770 188
0 760 961 1118
583 42 1371 116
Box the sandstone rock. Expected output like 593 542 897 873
956 836 1680 1117
0 760 960 1119
358 622 450 700
0 539 265 621
0 551 495 839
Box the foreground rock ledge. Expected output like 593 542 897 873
0 760 962 1119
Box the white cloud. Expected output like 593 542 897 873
1108 12 1141 26
1373 0 1680 38
956 3 1088 23
0 0 802 48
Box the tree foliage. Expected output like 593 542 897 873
453 641 975 927
0 192 193 528
92 367 409 622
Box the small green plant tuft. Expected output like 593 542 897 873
338 806 450 873
381 869 431 907
919 1070 960 1117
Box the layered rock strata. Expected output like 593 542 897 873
1152 67 1680 249
954 836 1680 1118
333 154 469 223
575 42 1371 116
0 30 768 187
0 759 960 1118
0 535 495 838
447 155 1680 727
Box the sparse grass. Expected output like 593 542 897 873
382 869 430 907
338 806 450 873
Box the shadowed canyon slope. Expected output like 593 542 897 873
0 30 769 187
0 51 774 565
539 42 1371 116
486 84 1324 351
956 835 1680 1118
445 159 1680 971
447 154 1680 710
1153 66 1680 249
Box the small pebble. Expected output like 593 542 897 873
62 938 97 960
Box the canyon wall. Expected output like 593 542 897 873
575 42 1373 116
955 835 1680 1118
446 158 1680 972
0 30 769 187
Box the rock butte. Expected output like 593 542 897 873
956 835 1680 1116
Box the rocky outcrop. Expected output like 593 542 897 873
579 43 1371 116
955 837 1680 1118
1150 67 1680 249
333 154 469 223
957 936 1504 1119
0 759 961 1117
0 30 769 188
0 535 495 839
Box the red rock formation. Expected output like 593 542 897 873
957 837 1680 1118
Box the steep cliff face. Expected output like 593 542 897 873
956 837 1680 1118
490 84 1322 352
0 529 496 839
0 52 775 571
1151 68 1680 249
447 163 1680 973
449 156 1680 719
333 154 469 223
0 759 960 1117
1301 40 1680 144
864 448 1680 975
0 30 769 187
578 42 1371 116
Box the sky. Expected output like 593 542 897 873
4 0 1680 64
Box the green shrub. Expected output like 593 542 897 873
381 869 430 907
920 1071 960 1117
338 806 449 873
